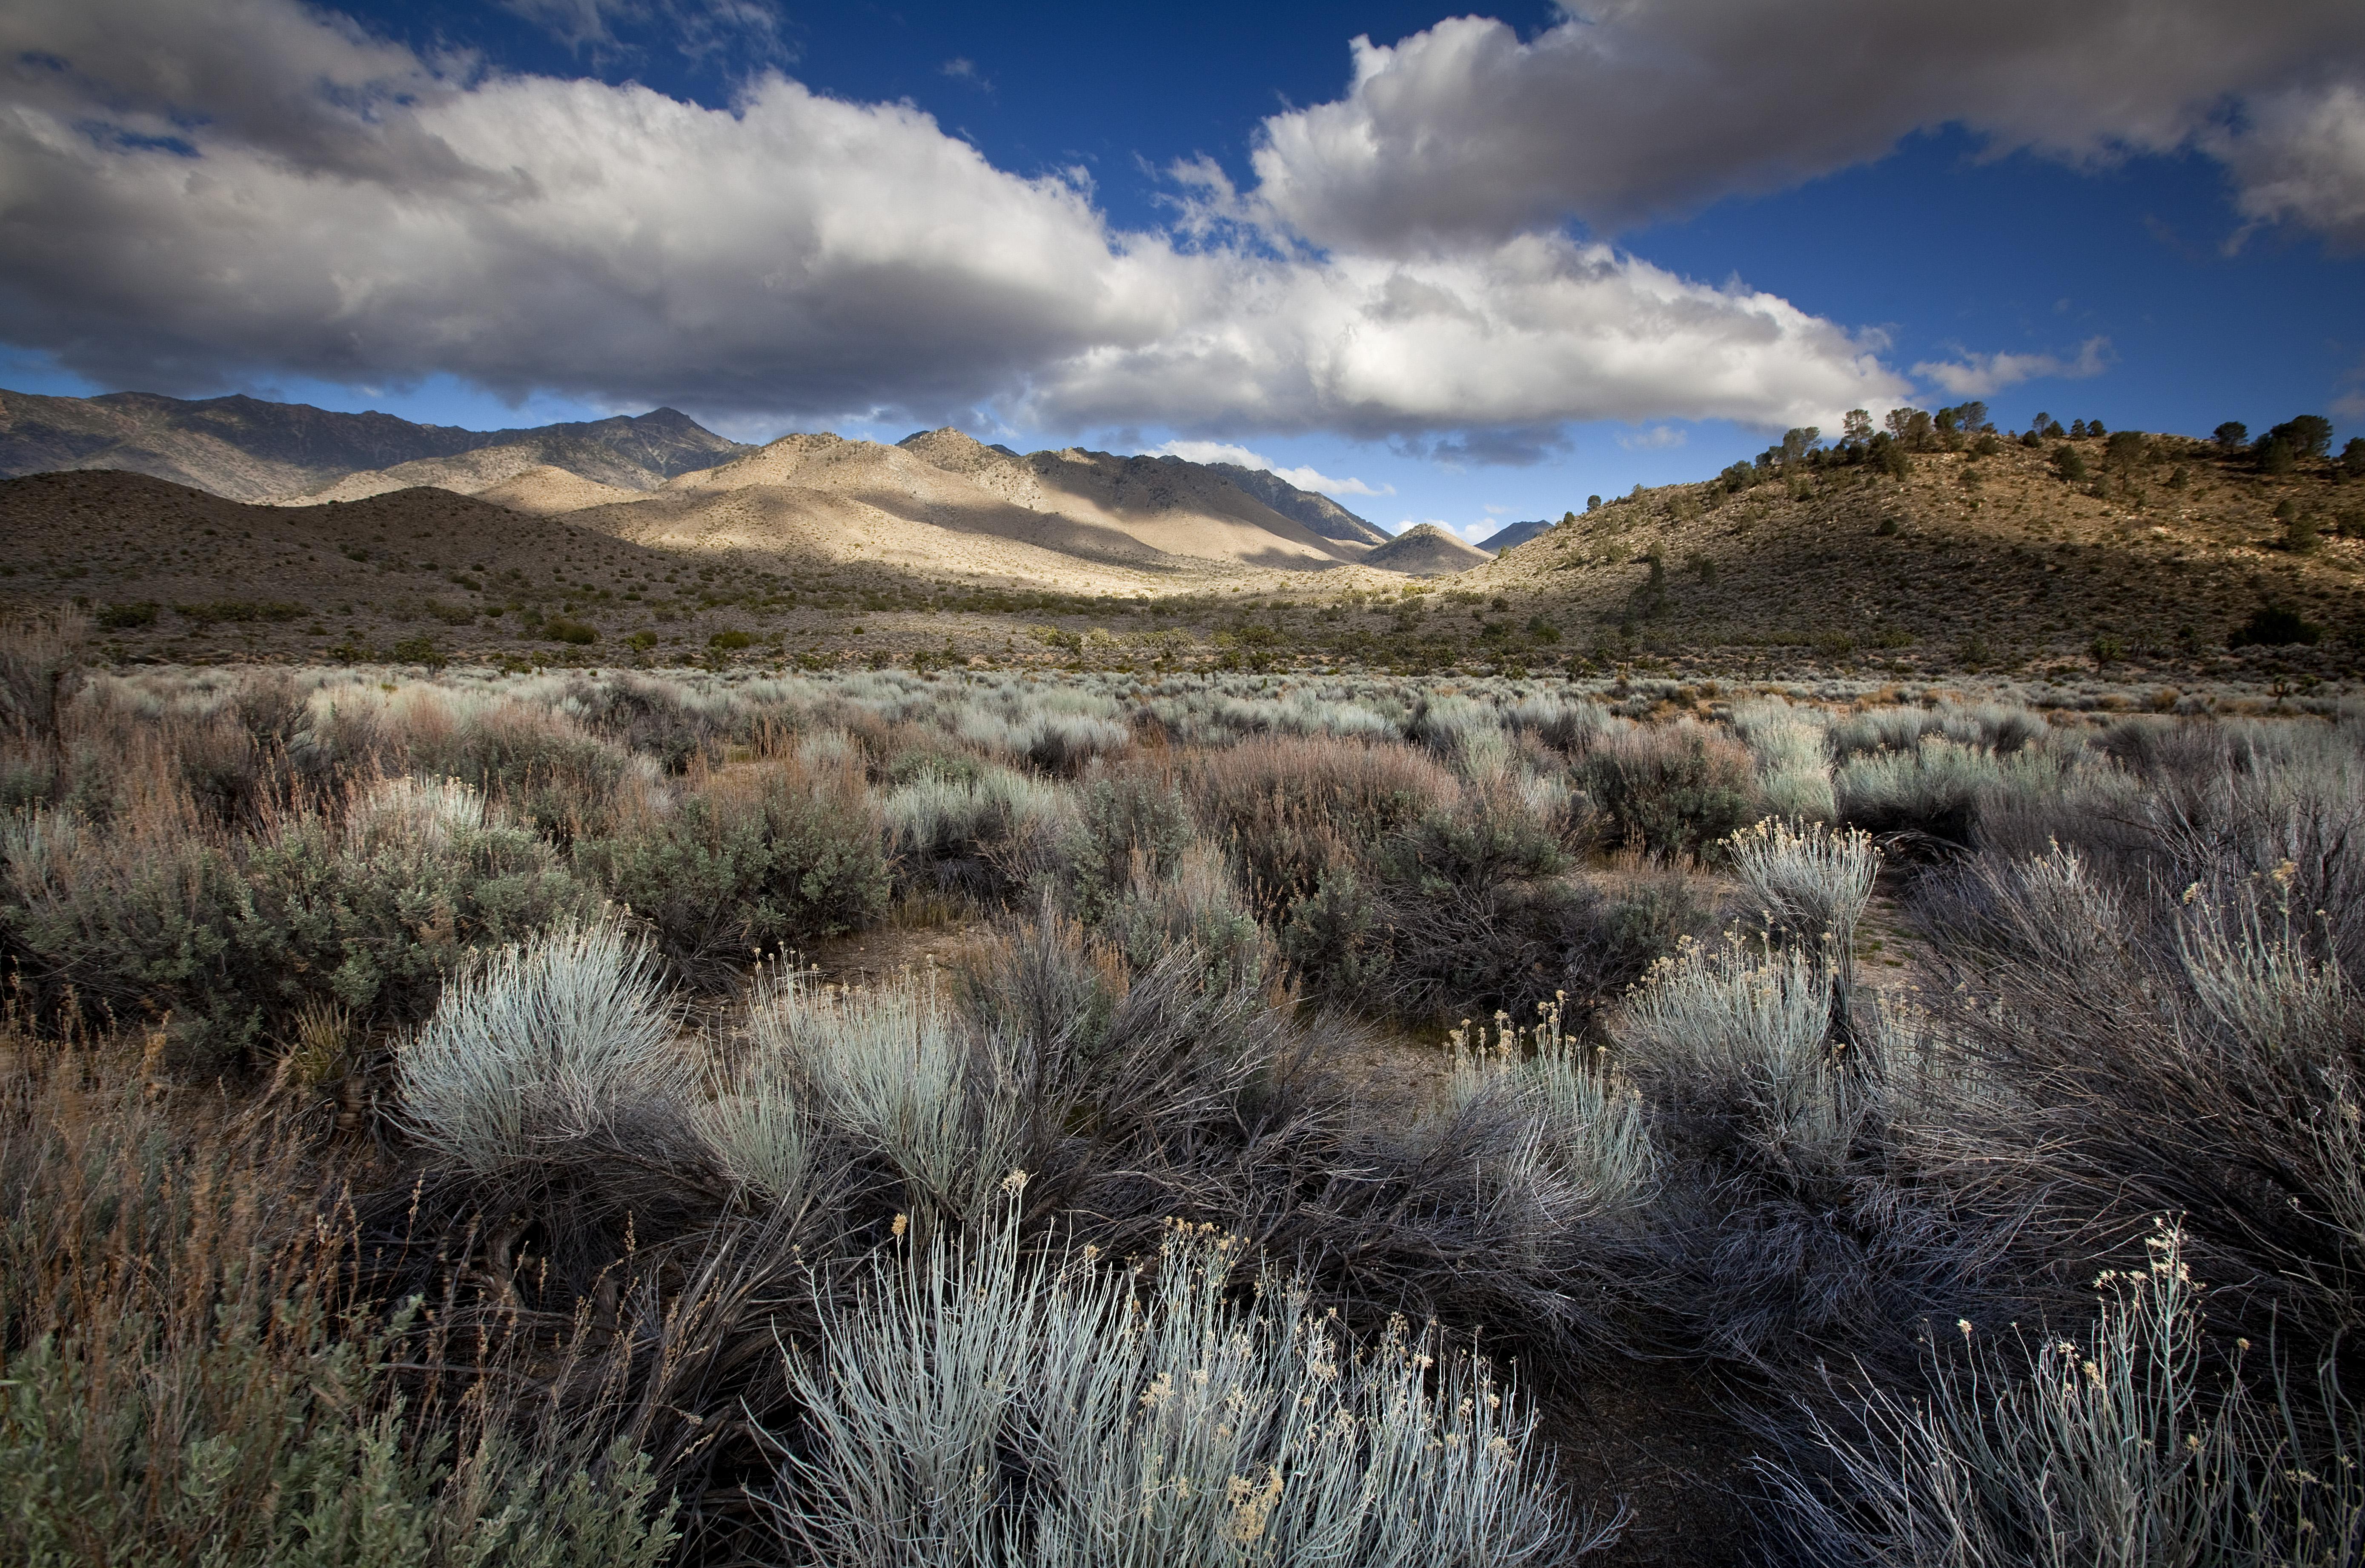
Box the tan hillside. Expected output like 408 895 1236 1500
475 465 651 514
563 482 1201 596
276 443 567 504
1457 430 2365 669
1363 524 1492 576
658 427 1369 573
1019 444 1372 568
0 468 1354 668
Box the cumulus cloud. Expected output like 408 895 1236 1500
2214 83 2365 252
1248 2 2365 252
0 0 1913 448
1912 338 2115 399
1146 440 1393 497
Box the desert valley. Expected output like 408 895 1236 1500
5 3 2365 1567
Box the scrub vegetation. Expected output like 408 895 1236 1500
6 618 2365 1565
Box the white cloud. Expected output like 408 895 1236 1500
0 0 1910 450
1147 439 1395 497
1912 337 2114 398
1615 425 1687 450
1030 235 1907 444
1248 3 2365 252
2213 83 2365 253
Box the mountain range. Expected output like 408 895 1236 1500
0 388 1412 581
0 388 745 503
5 404 2359 684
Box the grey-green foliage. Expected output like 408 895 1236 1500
769 1199 1604 1567
1783 1224 2365 1568
571 766 890 982
1729 699 1835 821
0 1302 674 1568
396 918 692 1176
1444 1003 1656 1222
1725 818 1880 980
1099 840 1271 992
1621 942 1855 1179
0 793 585 1067
1058 774 1195 924
882 761 1076 898
748 966 1022 1225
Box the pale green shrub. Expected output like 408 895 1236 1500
1619 942 1853 1176
1725 818 1880 965
769 1199 1603 1566
1730 699 1835 821
748 967 1021 1224
395 918 690 1176
1784 1224 2365 1567
695 1037 818 1209
1446 1001 1655 1218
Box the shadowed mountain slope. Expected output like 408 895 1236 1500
1196 462 1391 548
1477 518 1556 554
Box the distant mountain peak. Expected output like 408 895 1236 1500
1476 518 1555 555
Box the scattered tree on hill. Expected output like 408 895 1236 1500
2259 437 2297 477
2051 444 2089 483
2264 414 2334 461
2344 436 2365 479
1778 426 1822 466
1934 401 1990 435
2104 429 2147 469
1842 409 1873 442
2070 419 2088 438
2213 421 2250 450
2088 417 2107 436
1884 407 1935 450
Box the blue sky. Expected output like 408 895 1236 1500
4 1 2362 540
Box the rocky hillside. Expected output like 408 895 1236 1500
1446 424 2365 677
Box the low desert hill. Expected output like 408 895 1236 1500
0 388 747 503
1450 427 2365 675
1363 524 1495 576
